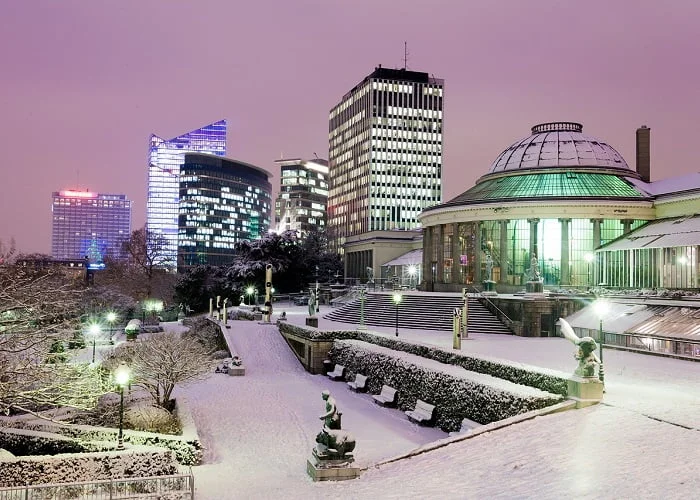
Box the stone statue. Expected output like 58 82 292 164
528 255 542 281
560 318 601 378
240 295 245 306
314 390 356 461
366 266 374 283
308 288 317 317
485 253 494 281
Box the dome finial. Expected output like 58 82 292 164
531 122 583 134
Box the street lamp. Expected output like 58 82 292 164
393 292 402 337
593 300 609 385
88 323 100 364
246 286 254 306
106 312 117 339
407 265 417 290
584 253 595 288
114 363 130 451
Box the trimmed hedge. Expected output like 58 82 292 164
278 322 569 397
330 340 563 432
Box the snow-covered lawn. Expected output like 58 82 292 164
176 312 700 499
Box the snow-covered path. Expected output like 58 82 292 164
177 316 700 499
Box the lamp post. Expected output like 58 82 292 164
593 300 609 385
408 265 417 290
114 363 130 451
393 292 402 337
88 323 100 364
106 312 117 340
357 288 367 331
246 286 254 306
584 253 595 288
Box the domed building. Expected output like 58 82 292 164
419 122 658 291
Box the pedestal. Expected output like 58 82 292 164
482 280 497 296
525 280 545 298
567 376 603 408
306 317 319 328
253 312 263 321
227 365 246 376
306 455 360 482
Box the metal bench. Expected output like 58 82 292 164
372 385 397 407
405 399 435 425
347 374 368 392
326 364 345 381
448 417 481 437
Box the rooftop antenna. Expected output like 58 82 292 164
403 41 409 70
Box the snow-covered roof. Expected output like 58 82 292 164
600 214 700 251
628 172 700 196
382 249 423 267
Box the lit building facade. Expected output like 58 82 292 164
274 158 328 235
178 153 272 270
51 190 132 265
328 67 444 253
147 120 227 267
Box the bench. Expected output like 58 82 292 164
326 364 345 381
405 399 435 425
347 374 368 392
448 417 481 437
372 385 397 407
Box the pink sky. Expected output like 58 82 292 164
1 0 698 255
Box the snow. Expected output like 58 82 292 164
173 309 700 499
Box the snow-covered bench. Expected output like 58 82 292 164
347 373 368 392
372 385 397 407
448 417 481 437
405 399 435 425
326 364 345 381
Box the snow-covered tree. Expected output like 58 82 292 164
0 265 107 415
119 227 175 299
107 332 216 409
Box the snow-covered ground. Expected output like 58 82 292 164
174 307 699 499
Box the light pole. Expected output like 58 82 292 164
393 292 402 337
357 288 367 330
88 323 100 364
114 362 130 451
593 300 609 385
408 265 417 290
106 312 117 340
584 253 595 288
246 286 254 306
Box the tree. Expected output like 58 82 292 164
107 332 215 409
174 265 228 313
120 228 174 298
0 265 107 415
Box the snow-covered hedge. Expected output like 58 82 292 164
278 323 569 396
329 340 563 432
0 444 177 487
0 427 111 456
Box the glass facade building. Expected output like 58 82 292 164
274 158 329 236
147 120 227 267
328 67 443 253
178 153 272 270
51 190 132 265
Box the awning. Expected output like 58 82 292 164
381 249 423 267
600 215 700 252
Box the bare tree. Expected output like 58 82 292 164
120 228 174 298
108 333 215 409
0 266 108 415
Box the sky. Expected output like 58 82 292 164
1 0 699 255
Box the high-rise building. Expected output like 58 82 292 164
178 153 272 270
274 157 329 236
51 190 132 265
328 66 444 252
147 119 227 267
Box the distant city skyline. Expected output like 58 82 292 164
2 1 698 254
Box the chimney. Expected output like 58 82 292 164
636 125 650 182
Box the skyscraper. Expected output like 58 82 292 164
147 119 227 267
178 153 272 270
274 157 329 236
51 190 132 265
328 67 444 252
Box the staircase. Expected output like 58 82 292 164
323 292 513 335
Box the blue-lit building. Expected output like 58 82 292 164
51 190 132 265
147 120 227 268
178 153 272 270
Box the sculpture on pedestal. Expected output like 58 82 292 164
560 318 601 378
308 288 317 317
314 390 356 462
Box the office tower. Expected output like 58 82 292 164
147 119 227 267
328 66 444 252
274 157 329 236
178 153 272 270
51 190 132 265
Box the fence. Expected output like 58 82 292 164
0 472 194 500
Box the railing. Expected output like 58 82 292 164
466 284 516 331
0 471 194 500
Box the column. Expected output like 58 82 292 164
451 223 461 284
499 220 509 284
622 219 632 234
559 218 571 286
591 219 602 285
422 226 432 289
436 224 445 283
474 222 482 283
527 218 540 259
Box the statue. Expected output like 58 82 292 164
240 295 245 306
308 288 317 317
527 255 542 281
560 318 601 378
485 253 494 281
366 266 374 283
314 390 356 461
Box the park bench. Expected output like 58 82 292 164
326 364 345 381
347 373 368 392
448 417 482 437
372 385 397 407
405 399 435 425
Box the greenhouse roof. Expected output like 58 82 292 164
441 172 647 206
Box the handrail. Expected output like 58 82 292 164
464 284 515 327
